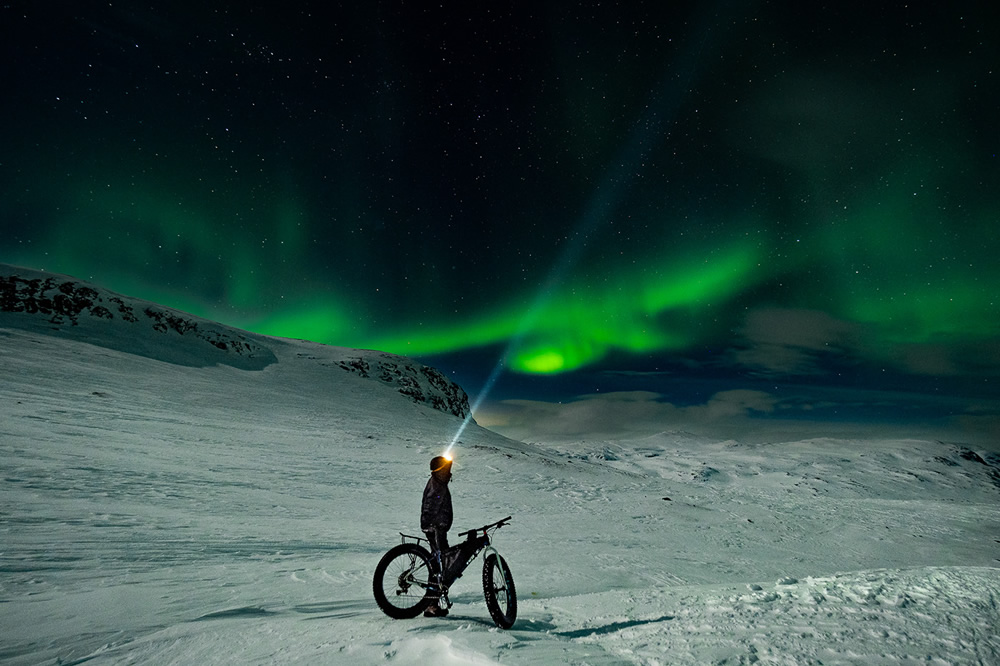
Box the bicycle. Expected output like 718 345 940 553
372 516 517 629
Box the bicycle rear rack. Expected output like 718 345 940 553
399 532 428 546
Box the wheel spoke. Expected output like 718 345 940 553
374 544 435 618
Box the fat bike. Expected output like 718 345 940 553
372 516 517 629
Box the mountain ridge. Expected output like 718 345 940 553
0 263 471 419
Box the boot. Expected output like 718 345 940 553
424 602 449 618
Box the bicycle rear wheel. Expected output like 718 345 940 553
482 553 517 628
373 543 435 619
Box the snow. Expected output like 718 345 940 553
2 265 999 665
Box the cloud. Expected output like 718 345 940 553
477 389 779 442
476 383 997 445
730 306 1000 379
700 389 778 419
955 402 1000 442
891 339 1000 378
731 307 861 375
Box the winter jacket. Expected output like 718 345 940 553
420 472 453 532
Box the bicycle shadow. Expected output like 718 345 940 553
409 613 676 637
547 614 675 638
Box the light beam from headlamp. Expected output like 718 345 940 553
444 2 725 457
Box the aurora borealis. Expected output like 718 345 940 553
2 2 998 440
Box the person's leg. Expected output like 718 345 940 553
424 528 449 561
433 528 450 554
422 528 451 617
423 528 449 578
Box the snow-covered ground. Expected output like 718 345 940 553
2 265 999 665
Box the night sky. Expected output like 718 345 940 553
2 2 998 441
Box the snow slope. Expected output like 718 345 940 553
2 265 999 665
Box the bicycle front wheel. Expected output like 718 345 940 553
373 543 435 619
482 553 517 628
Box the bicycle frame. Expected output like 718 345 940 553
398 516 512 605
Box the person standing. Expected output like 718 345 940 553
421 454 453 617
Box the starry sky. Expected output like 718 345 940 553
2 2 998 442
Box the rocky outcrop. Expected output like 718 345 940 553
0 269 274 369
337 354 471 419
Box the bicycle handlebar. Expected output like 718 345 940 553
457 515 512 538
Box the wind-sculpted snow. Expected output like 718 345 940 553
517 567 1000 664
1 272 998 664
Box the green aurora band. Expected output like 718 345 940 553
2 0 997 388
5 168 997 376
360 241 764 374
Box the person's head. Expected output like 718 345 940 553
430 455 453 481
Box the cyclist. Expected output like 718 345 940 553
421 454 453 617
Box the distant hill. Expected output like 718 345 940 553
0 263 471 419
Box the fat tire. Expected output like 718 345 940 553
373 543 435 619
482 553 517 629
